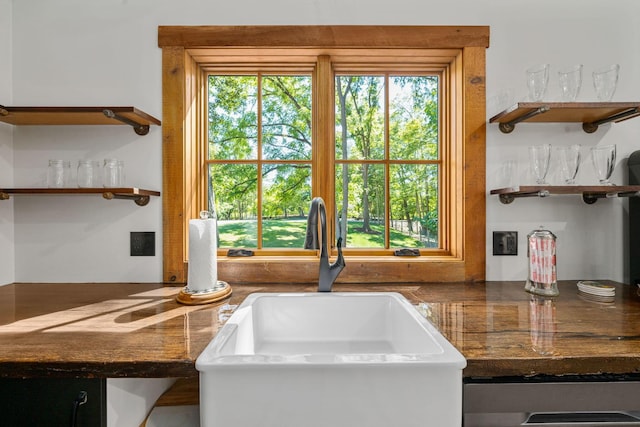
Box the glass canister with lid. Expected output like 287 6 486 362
525 226 559 297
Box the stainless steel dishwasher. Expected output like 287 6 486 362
464 375 640 426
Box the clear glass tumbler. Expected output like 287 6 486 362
47 160 71 188
499 160 517 188
529 144 551 184
557 145 581 184
103 158 120 188
593 64 619 101
117 160 125 187
558 64 583 102
591 144 616 185
77 160 95 188
526 64 550 101
91 160 102 187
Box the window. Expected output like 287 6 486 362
208 73 313 250
208 69 440 253
159 26 489 284
333 73 440 251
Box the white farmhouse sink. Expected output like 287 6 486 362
196 292 466 427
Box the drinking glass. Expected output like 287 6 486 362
77 160 101 188
47 159 71 188
593 64 619 101
499 160 517 188
526 64 550 101
591 145 616 185
117 160 126 186
77 160 92 188
558 65 583 102
529 144 551 184
557 145 581 184
103 158 119 188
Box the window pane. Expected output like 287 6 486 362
389 76 439 161
335 76 385 160
262 76 312 161
389 164 439 248
335 163 385 248
262 164 312 248
209 75 258 160
211 164 258 248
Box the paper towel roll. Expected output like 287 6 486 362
187 218 218 292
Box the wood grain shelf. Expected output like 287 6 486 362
489 102 640 133
0 187 160 206
490 185 640 205
0 106 161 135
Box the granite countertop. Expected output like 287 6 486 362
0 281 639 379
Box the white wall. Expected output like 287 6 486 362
0 0 14 286
483 1 640 283
7 0 640 283
11 0 163 282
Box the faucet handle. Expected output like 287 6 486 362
335 237 345 268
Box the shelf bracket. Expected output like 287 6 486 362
582 107 640 133
102 192 151 206
498 105 550 133
103 109 150 135
498 194 515 204
133 196 151 206
498 190 550 204
583 190 640 204
618 191 640 199
582 194 599 204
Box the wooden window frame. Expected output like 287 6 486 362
158 25 489 285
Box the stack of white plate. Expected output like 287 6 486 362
577 280 615 303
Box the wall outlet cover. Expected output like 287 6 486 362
131 232 155 256
493 231 518 256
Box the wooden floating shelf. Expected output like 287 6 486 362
0 187 161 206
490 185 640 205
489 102 640 134
0 106 161 135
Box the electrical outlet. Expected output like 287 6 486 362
131 232 155 256
493 231 517 256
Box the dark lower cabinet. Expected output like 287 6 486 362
0 378 106 427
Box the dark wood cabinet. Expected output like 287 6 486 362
0 378 106 427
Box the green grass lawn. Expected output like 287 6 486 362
217 218 428 248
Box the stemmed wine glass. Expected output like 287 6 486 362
557 145 581 184
529 144 551 185
591 145 616 185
